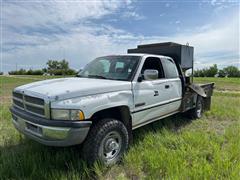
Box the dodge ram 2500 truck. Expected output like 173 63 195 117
10 42 214 165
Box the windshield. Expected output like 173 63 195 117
78 56 140 81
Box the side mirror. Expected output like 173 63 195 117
76 69 83 77
137 75 143 82
143 69 158 80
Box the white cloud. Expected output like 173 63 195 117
1 0 239 72
175 20 181 24
2 1 133 71
122 11 145 20
159 13 165 17
168 17 239 68
2 1 123 27
211 0 217 6
208 0 237 14
173 19 238 54
210 0 234 6
165 3 170 8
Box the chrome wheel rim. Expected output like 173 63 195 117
99 131 122 164
196 99 202 118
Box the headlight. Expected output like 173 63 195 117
51 109 85 121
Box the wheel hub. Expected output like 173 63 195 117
196 100 202 117
105 138 119 152
99 131 122 163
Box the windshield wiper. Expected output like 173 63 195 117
88 75 107 79
107 77 125 81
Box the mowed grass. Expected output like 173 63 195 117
0 76 239 179
194 77 240 91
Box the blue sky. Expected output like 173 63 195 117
1 0 239 73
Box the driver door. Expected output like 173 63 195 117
132 56 173 128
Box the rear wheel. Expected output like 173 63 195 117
81 118 129 165
187 96 203 119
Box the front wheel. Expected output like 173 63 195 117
81 118 129 165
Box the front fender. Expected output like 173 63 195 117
51 91 134 119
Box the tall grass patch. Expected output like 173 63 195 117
0 76 239 179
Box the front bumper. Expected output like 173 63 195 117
10 107 91 147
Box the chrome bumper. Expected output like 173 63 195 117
10 107 91 147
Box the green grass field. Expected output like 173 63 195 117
194 77 240 91
0 76 239 179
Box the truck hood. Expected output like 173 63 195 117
15 77 132 101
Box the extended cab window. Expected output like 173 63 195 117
161 58 179 78
141 57 164 79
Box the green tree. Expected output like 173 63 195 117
47 59 67 75
46 59 76 75
218 69 227 77
206 64 218 77
60 59 69 75
17 69 27 75
47 60 60 75
223 66 240 77
27 69 33 75
194 64 218 77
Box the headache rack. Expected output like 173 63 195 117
128 42 194 70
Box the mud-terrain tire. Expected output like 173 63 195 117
81 118 129 165
187 96 203 119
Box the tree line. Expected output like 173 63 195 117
194 64 240 77
2 60 239 77
8 59 77 76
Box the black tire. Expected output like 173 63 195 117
81 118 129 165
187 96 203 119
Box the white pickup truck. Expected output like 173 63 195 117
10 42 214 165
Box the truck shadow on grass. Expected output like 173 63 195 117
0 114 192 179
132 114 192 144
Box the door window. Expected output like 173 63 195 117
141 57 164 79
161 58 179 78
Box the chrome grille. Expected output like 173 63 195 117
13 99 24 109
25 104 45 115
13 92 23 99
24 95 44 105
12 91 48 118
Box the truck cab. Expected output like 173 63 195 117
10 42 214 165
131 54 182 129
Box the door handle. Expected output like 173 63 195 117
165 85 170 89
154 90 159 96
